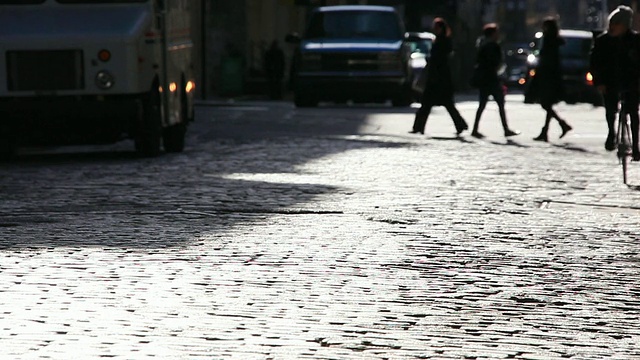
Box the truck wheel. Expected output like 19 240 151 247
163 80 188 153
135 82 162 157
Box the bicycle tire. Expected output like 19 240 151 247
622 151 629 184
617 98 632 184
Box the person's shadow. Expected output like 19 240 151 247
488 139 530 148
627 184 640 191
428 135 475 144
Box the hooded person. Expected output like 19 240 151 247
590 5 640 159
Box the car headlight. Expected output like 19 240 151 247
95 70 115 89
410 57 427 69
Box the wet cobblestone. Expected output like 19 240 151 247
1 96 640 359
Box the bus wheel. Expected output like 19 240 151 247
163 82 187 153
135 83 162 157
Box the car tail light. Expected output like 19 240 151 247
529 69 536 77
586 72 594 85
186 80 195 93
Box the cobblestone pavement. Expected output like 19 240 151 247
1 95 640 359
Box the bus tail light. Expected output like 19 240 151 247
586 72 594 85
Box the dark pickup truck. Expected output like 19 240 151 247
287 5 413 107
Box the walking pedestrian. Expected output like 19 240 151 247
529 18 572 142
590 5 640 160
471 23 520 139
264 40 286 100
410 18 468 135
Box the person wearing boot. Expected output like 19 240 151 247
590 5 640 160
410 18 468 136
531 18 572 142
471 23 520 139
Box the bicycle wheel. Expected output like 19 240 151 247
622 149 629 184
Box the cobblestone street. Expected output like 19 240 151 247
1 95 640 359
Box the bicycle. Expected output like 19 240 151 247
616 95 632 184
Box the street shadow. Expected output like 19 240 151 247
627 184 640 191
428 135 474 144
0 148 139 166
0 107 410 249
551 143 598 155
488 139 530 148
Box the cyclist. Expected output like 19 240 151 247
590 5 640 160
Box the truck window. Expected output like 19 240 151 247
305 11 402 40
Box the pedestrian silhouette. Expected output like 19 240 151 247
528 18 572 142
264 40 286 100
471 23 520 139
590 5 640 159
410 18 468 136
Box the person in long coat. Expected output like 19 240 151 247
590 5 640 159
264 40 286 100
471 23 519 139
410 18 468 135
531 18 572 142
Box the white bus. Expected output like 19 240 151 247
0 0 196 157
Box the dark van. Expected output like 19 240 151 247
287 5 412 107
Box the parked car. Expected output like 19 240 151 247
404 31 435 101
523 29 602 106
286 5 413 107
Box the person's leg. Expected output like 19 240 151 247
604 91 620 151
410 91 434 134
534 103 553 141
444 99 468 134
492 84 519 137
542 102 571 138
411 103 433 134
472 88 489 137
